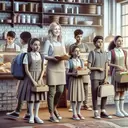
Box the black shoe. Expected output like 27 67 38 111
6 111 19 119
23 114 30 120
100 112 112 119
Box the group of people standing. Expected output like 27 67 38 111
5 22 128 124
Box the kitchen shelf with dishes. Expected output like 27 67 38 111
43 0 103 27
43 0 103 5
0 0 43 27
44 12 102 17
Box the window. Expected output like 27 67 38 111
121 2 128 47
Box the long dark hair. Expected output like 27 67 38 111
70 45 80 59
27 38 40 52
108 35 122 51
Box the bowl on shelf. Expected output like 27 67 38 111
84 21 93 25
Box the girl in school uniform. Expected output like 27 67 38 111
17 38 45 124
66 45 85 120
108 35 128 117
43 22 66 123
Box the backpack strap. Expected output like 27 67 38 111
91 50 95 66
111 49 115 64
68 59 73 71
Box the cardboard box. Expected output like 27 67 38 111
31 85 49 92
115 72 128 83
77 69 90 76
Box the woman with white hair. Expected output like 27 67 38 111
43 22 66 123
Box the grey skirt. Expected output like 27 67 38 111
17 71 46 102
68 76 85 102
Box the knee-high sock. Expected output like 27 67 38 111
120 95 128 116
28 102 34 122
71 102 77 115
34 102 40 117
77 101 82 114
114 95 124 117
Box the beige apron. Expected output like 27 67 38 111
46 44 66 85
4 43 16 52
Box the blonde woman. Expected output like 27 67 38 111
43 22 66 123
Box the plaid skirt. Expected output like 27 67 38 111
111 71 128 92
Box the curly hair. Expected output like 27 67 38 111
93 35 103 45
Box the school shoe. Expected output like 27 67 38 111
68 108 73 112
49 116 59 123
81 104 92 111
6 111 19 119
34 117 44 124
72 115 80 120
29 116 34 124
100 112 112 119
94 112 101 119
115 111 125 117
23 113 30 120
77 114 85 120
54 111 62 120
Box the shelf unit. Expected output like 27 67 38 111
0 0 43 27
43 0 103 27
0 0 103 27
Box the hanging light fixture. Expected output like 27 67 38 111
105 0 114 42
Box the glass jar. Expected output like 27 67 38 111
26 15 31 23
32 17 36 23
21 15 26 23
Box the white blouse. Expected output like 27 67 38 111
23 52 41 64
66 58 84 69
108 48 125 61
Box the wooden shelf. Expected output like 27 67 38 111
13 23 43 27
44 23 102 27
44 12 102 17
14 0 41 3
43 1 103 5
0 10 12 13
14 11 42 14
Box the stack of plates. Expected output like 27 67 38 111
59 17 68 24
87 5 96 14
49 15 60 23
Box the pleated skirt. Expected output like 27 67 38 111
68 76 85 102
17 71 46 102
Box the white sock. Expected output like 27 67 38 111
77 102 82 114
34 102 40 118
94 110 98 113
101 109 106 113
71 102 77 115
29 103 34 119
